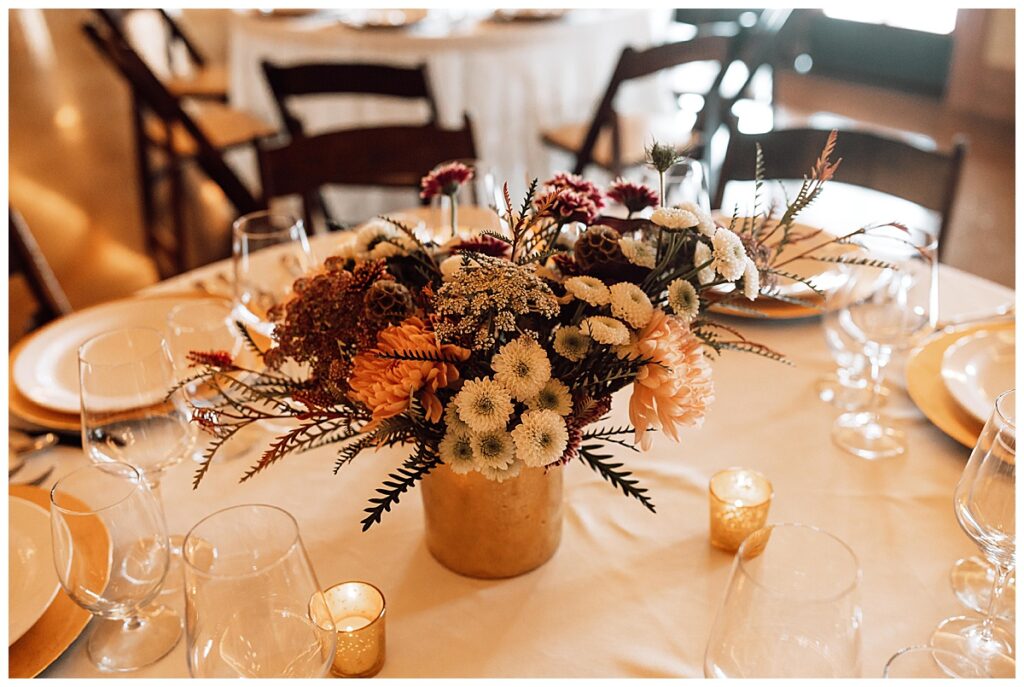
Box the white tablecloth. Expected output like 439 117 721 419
226 9 669 221
37 230 1014 677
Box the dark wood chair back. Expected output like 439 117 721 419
571 34 736 175
261 61 439 138
713 126 967 259
95 9 207 71
258 116 477 231
9 208 72 328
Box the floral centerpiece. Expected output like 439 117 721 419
176 131 899 575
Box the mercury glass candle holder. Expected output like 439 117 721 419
709 468 774 552
324 582 386 678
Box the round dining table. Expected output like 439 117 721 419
31 218 1013 677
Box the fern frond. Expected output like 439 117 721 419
577 443 656 513
361 446 440 531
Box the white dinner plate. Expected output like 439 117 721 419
9 497 61 646
940 329 1016 424
12 294 207 415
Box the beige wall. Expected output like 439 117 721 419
946 8 1015 121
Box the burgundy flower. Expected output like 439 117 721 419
607 177 659 214
419 161 474 200
535 173 605 225
186 350 236 369
451 234 512 258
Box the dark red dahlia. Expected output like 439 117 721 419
419 161 474 200
537 172 605 224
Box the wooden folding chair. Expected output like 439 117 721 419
258 117 477 232
9 208 73 329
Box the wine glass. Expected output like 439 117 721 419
704 523 863 678
232 211 316 338
950 556 1015 620
931 389 1015 678
831 226 938 459
79 327 196 591
183 504 336 677
641 156 710 212
883 646 988 678
50 462 181 671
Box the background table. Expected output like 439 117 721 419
36 225 1013 677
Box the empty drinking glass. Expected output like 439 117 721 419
643 156 710 212
233 211 316 338
883 646 988 678
429 158 501 239
183 504 336 677
950 556 1015 620
50 462 180 671
831 226 938 459
931 389 1015 678
704 523 863 678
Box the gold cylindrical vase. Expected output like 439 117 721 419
420 464 563 579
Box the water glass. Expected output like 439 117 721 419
183 504 336 677
704 523 863 678
232 211 315 337
883 646 988 678
429 158 501 239
931 389 1015 678
643 156 710 212
50 462 181 671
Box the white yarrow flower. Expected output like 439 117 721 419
618 237 657 268
581 316 631 346
471 428 516 470
440 255 468 281
553 325 591 361
651 206 699 231
667 279 700 322
609 282 654 328
564 276 611 306
742 258 761 300
439 427 475 474
675 201 716 237
694 241 714 285
528 379 573 416
454 378 514 432
491 337 551 401
511 410 569 468
711 227 747 281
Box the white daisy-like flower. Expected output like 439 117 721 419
471 428 516 470
454 378 514 432
479 458 523 482
651 206 699 231
712 227 747 281
444 402 469 432
348 219 416 260
491 337 551 401
667 278 700 322
609 282 654 329
439 255 468 281
563 276 610 306
439 427 475 474
511 410 569 468
742 258 761 301
553 325 591 361
581 316 631 346
675 201 716 237
618 237 657 268
694 241 714 285
528 379 573 416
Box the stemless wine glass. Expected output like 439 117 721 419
931 389 1015 678
704 523 863 678
831 226 938 459
51 462 181 671
659 157 711 212
883 646 989 678
233 211 316 338
183 504 336 677
79 327 196 590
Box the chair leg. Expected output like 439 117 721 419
167 147 187 277
130 96 157 257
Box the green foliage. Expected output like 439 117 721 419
361 444 441 531
577 442 656 513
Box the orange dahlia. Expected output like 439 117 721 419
617 309 714 450
349 317 469 431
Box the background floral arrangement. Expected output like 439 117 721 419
177 131 896 530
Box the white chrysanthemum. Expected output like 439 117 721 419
479 458 523 483
439 427 475 474
491 337 551 401
712 227 747 281
609 282 654 329
440 255 468 281
511 410 569 468
563 276 610 306
651 206 699 231
618 237 656 268
471 428 516 470
675 201 716 237
581 316 631 346
742 258 761 300
444 402 469 432
553 325 591 361
694 241 714 285
454 378 514 432
349 219 416 260
667 278 700 322
528 379 573 416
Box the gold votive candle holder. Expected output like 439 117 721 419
709 467 773 553
324 581 386 678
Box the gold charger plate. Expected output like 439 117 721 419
9 485 110 678
905 320 1014 449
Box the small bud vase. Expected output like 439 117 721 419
419 464 563 578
